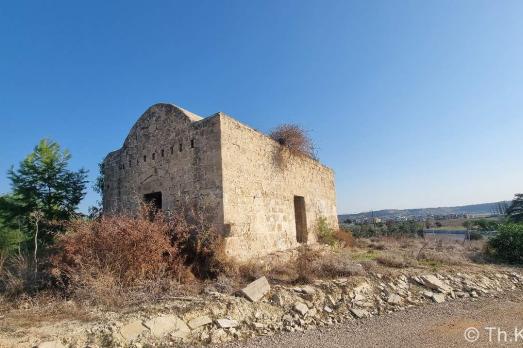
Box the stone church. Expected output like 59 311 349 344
102 103 338 260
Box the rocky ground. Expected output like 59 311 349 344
222 288 523 348
1 264 522 348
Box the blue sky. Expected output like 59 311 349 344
1 0 522 214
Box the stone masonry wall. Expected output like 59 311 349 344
103 104 338 261
102 104 224 225
219 115 338 260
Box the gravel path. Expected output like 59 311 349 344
221 289 523 348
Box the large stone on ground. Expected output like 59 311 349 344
188 315 212 329
293 302 309 316
421 275 452 293
119 320 148 340
301 285 316 295
144 315 189 338
350 308 369 319
241 276 270 302
432 293 446 303
387 293 403 305
37 341 65 348
216 318 239 328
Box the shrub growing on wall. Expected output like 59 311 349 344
269 124 317 159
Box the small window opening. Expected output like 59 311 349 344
191 139 195 148
170 146 174 154
161 149 164 157
152 153 156 160
179 143 183 152
143 155 147 162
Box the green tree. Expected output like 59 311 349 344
507 193 523 223
0 217 26 269
0 139 88 246
88 162 104 219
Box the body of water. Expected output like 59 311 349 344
423 230 467 241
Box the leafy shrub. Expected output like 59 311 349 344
488 223 523 263
316 217 336 246
468 231 484 240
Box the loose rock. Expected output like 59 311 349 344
144 315 189 338
421 275 453 293
37 341 66 348
241 276 271 302
294 302 309 316
216 318 239 328
432 293 446 303
350 308 369 319
188 316 212 330
119 320 148 341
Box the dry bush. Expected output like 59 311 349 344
264 247 365 284
310 252 366 277
167 204 229 278
354 238 371 248
237 261 266 282
213 274 236 294
52 210 185 288
376 253 418 268
269 124 316 159
368 241 387 250
334 229 354 248
295 246 321 283
0 255 50 298
49 203 230 305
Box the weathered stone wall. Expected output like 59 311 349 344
103 104 338 260
219 115 338 260
102 104 224 225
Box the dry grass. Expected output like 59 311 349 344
235 247 366 284
376 253 418 268
418 250 464 266
0 255 50 298
310 251 365 277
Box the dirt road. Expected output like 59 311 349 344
222 289 523 348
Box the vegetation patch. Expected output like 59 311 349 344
488 223 523 264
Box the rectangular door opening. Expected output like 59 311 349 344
294 196 307 243
144 191 162 216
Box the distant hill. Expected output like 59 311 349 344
339 201 510 221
